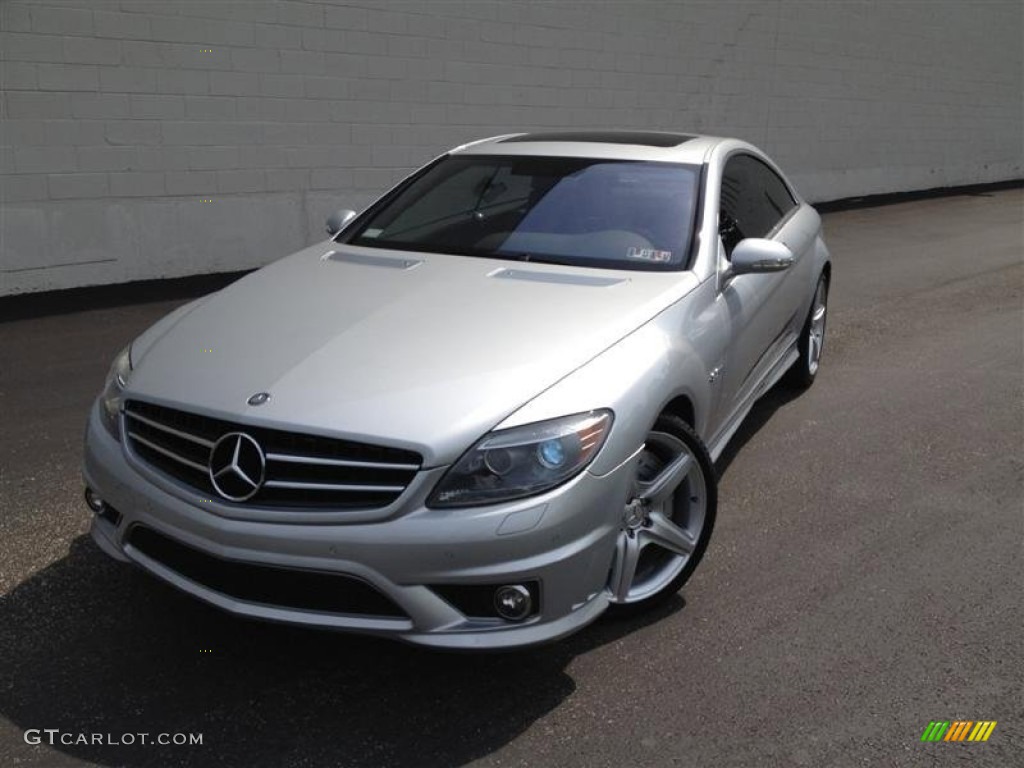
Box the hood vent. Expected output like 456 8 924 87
323 250 421 271
488 268 626 287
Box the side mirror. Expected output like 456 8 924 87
325 209 357 237
729 238 794 276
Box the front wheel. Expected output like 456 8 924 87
606 415 717 616
785 272 829 389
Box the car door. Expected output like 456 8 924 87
716 153 811 418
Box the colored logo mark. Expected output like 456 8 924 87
920 721 997 742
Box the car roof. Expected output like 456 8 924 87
452 131 725 164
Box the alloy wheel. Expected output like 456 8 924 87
807 278 828 375
610 429 709 604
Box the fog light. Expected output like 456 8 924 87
494 584 532 621
84 487 106 513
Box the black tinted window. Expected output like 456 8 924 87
348 155 700 271
719 155 797 254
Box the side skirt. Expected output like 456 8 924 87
706 345 800 463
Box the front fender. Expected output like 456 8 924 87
495 297 714 477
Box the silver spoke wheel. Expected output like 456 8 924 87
807 279 827 375
610 429 709 604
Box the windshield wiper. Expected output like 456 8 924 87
496 252 586 268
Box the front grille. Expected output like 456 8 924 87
124 400 421 509
128 525 407 617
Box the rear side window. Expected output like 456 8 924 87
719 154 797 254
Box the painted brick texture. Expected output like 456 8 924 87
1 0 1021 294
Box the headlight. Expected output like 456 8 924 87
99 345 132 441
428 410 613 508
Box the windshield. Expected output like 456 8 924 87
346 155 701 270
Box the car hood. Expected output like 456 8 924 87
129 242 699 466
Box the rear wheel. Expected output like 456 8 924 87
785 272 829 388
607 414 716 616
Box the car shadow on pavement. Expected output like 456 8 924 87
714 383 803 479
1 535 684 768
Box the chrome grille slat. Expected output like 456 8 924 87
124 400 422 510
128 432 209 473
264 452 419 471
124 410 215 448
263 480 407 492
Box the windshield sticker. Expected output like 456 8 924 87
363 228 383 239
627 247 672 263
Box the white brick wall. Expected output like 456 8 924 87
1 0 1021 295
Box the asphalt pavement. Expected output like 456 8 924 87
1 189 1021 768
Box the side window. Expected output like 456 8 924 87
719 155 797 256
719 159 746 256
759 161 797 225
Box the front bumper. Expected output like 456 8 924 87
83 403 635 649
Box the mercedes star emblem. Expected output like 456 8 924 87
208 432 266 502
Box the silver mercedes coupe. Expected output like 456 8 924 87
83 131 830 649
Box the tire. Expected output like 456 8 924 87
606 414 717 617
785 271 829 389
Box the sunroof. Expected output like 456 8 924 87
499 131 695 148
